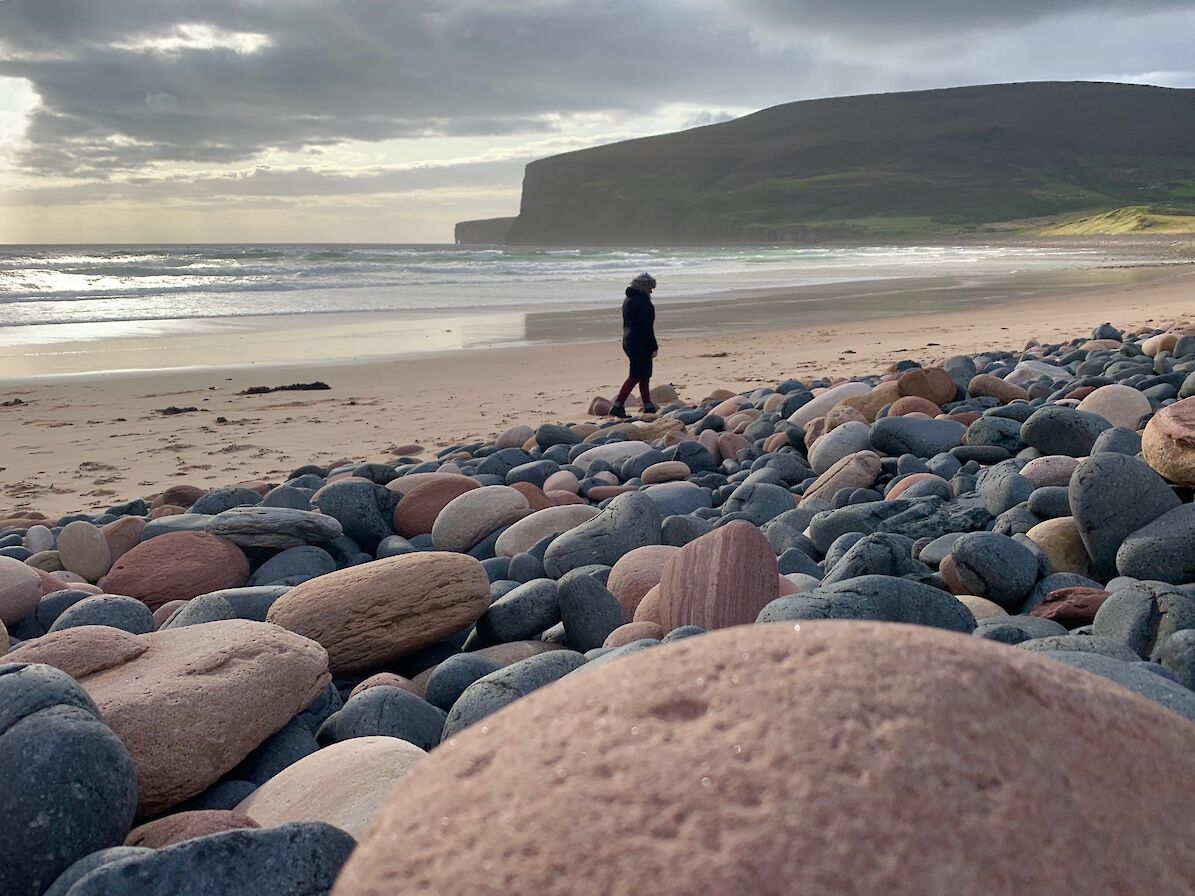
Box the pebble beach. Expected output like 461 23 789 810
6 266 1195 893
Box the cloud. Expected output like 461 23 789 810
704 0 1195 39
0 0 810 176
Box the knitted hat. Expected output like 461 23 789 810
631 272 657 289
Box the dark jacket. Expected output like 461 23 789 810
621 287 657 356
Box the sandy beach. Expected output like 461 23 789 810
2 262 1193 518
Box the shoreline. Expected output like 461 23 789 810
2 262 1194 517
1 262 1189 382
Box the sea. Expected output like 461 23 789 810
0 243 1135 329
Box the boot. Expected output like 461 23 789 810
609 402 628 418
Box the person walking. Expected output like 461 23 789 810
610 272 659 418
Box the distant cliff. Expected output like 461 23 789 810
455 217 517 245
481 82 1195 246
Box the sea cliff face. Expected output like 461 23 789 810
455 217 517 245
487 82 1195 246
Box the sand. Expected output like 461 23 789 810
2 263 1193 519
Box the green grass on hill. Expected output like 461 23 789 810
1031 206 1195 235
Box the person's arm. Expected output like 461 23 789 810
647 301 658 354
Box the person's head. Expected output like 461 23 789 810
631 272 656 294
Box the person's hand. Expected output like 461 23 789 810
652 350 658 358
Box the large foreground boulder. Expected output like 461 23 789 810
333 621 1195 895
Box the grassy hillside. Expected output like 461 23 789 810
498 82 1195 245
1032 206 1195 236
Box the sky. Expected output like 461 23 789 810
1 0 1194 244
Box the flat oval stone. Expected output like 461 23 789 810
97 532 250 611
1021 405 1111 457
543 492 663 579
603 621 664 648
236 736 424 837
799 450 882 507
431 486 530 553
871 416 967 458
335 621 1195 895
1020 455 1079 488
495 505 600 558
7 620 329 817
809 421 871 475
477 578 560 643
392 476 480 539
641 461 690 484
49 594 155 635
495 425 534 449
1077 383 1151 430
207 507 343 550
1029 587 1110 627
406 641 565 697
424 654 505 711
759 575 976 632
248 546 336 587
788 381 873 426
267 552 489 673
441 650 588 740
316 686 446 751
968 373 1030 403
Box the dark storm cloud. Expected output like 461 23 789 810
709 0 1195 35
0 0 810 175
2 0 1194 187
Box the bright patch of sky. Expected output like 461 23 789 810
112 23 271 55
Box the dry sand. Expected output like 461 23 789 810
2 264 1193 519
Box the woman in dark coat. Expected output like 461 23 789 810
610 272 659 418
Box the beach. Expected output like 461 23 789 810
3 260 1193 518
8 250 1195 895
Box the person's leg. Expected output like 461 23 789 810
614 375 637 405
638 379 652 405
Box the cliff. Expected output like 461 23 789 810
488 82 1195 246
455 217 517 245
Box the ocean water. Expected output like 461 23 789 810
0 243 1130 329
